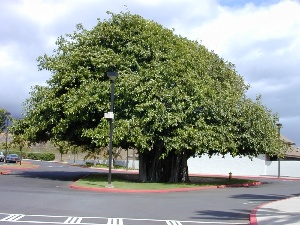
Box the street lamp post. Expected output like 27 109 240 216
5 112 11 158
276 123 282 178
105 72 118 188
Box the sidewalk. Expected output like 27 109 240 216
250 196 300 225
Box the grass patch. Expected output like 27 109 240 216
0 161 38 169
86 163 130 170
75 173 257 190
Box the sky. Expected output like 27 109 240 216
0 0 299 146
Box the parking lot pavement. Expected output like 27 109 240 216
0 212 248 225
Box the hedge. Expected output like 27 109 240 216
27 152 55 161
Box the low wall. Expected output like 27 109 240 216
115 159 139 170
188 154 300 178
265 160 300 177
187 154 266 176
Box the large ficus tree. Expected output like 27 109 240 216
22 12 281 182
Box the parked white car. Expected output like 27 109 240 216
0 151 5 162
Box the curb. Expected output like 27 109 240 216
217 181 262 188
249 201 271 225
0 170 11 175
249 196 295 225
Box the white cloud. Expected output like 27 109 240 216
0 45 17 68
12 0 72 26
181 0 300 57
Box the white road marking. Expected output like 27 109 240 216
1 214 25 222
64 216 82 223
0 212 248 224
167 220 182 225
243 201 254 204
107 218 124 225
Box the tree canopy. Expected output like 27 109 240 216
21 11 282 182
0 108 10 132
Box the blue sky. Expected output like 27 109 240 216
0 0 299 146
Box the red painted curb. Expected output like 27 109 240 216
217 181 262 188
0 170 11 175
249 196 295 225
249 205 260 225
250 200 276 225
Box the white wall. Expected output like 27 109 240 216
188 154 266 176
188 154 300 178
115 159 139 170
265 160 300 177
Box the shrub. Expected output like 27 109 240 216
27 152 55 161
85 162 94 167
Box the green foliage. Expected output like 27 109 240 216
85 162 94 167
52 140 70 161
22 11 281 166
9 119 30 153
27 152 55 161
0 108 10 132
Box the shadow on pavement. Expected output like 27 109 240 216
231 193 300 202
191 209 250 221
15 170 100 182
254 206 300 224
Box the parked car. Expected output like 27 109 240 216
5 154 21 163
0 151 5 162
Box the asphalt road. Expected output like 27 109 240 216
0 160 300 225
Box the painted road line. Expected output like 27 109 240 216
1 214 25 222
64 216 82 223
0 212 248 224
166 220 183 225
107 218 124 225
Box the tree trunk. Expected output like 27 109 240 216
138 147 190 183
138 151 148 182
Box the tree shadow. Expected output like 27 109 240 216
191 209 250 221
230 193 300 202
15 170 100 182
14 169 139 182
190 193 300 222
254 205 300 224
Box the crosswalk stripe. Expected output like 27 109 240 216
71 217 82 223
166 220 182 225
64 217 73 223
1 214 25 221
64 217 82 224
107 218 124 225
